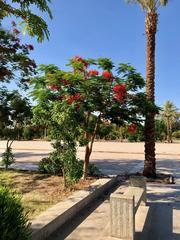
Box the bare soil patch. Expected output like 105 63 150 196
0 169 94 220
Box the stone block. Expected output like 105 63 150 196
130 176 146 205
110 193 135 240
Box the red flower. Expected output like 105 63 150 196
128 124 137 134
102 71 113 80
113 84 126 93
73 56 89 69
27 44 34 50
13 28 20 35
113 84 127 103
67 93 82 104
57 95 65 100
76 103 81 109
86 69 99 77
49 84 60 91
61 79 70 85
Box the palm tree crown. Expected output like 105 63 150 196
127 0 168 12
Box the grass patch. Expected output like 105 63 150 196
0 169 94 220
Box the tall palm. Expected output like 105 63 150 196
162 101 179 143
127 0 168 177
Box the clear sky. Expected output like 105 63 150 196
3 0 180 109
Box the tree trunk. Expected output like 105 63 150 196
82 114 101 179
166 117 171 143
143 12 157 178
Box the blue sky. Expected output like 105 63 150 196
3 0 180 109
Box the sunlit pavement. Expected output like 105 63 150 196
0 140 180 239
0 140 179 176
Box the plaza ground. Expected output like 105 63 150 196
0 140 180 239
0 140 179 176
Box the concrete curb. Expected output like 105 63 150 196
31 176 118 240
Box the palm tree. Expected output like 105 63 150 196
161 101 179 143
142 0 168 178
127 0 168 177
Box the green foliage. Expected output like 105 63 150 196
39 142 82 185
38 154 62 175
0 26 36 87
0 185 31 240
155 119 166 141
0 0 52 42
31 57 149 180
1 147 15 169
62 148 83 183
0 88 32 135
22 127 33 140
172 130 180 139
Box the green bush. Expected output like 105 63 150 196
0 185 31 240
62 148 83 183
22 127 34 140
39 154 101 178
38 153 62 175
1 147 15 169
172 130 180 139
79 160 101 177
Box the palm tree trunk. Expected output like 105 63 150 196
166 117 171 143
143 12 157 178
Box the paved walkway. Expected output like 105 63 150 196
53 159 180 240
0 141 179 239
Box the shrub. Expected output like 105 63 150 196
1 147 15 169
0 185 31 240
62 148 83 183
79 160 101 177
22 127 34 140
172 130 180 139
38 147 82 184
38 153 62 175
39 154 101 179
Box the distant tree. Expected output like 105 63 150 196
0 88 32 169
161 101 179 143
155 119 166 141
127 0 169 177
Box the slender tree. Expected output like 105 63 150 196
127 0 168 177
161 101 179 143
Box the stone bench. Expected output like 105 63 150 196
110 176 146 240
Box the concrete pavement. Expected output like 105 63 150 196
0 141 179 176
0 140 179 239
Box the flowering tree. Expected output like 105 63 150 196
31 57 147 180
0 21 36 88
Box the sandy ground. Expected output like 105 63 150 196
0 140 179 175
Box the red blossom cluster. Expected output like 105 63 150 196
102 71 113 81
86 69 99 78
113 84 127 103
61 79 70 85
26 44 34 50
49 84 60 91
67 93 82 104
13 28 20 35
128 124 137 134
73 56 89 69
